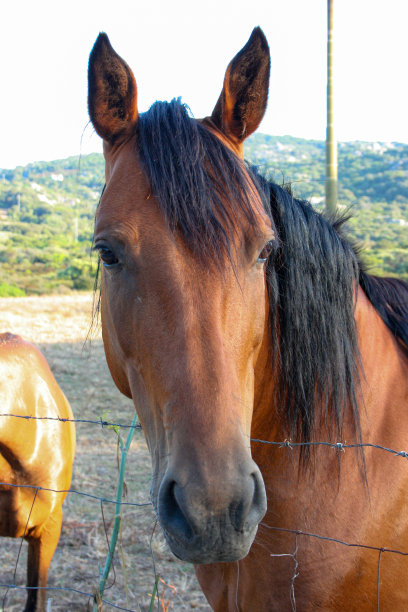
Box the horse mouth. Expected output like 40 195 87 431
160 522 259 564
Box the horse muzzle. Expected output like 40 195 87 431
156 462 267 564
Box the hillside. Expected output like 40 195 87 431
0 137 407 295
0 154 104 294
246 135 408 279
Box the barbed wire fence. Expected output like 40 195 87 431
1 413 408 611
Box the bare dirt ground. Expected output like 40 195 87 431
0 294 211 611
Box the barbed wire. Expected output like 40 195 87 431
261 523 408 612
0 413 142 430
2 412 408 459
260 524 408 557
252 438 408 459
0 481 151 508
2 412 408 610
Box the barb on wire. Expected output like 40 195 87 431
251 438 408 460
279 439 293 450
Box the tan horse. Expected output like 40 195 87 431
88 29 408 610
0 333 75 611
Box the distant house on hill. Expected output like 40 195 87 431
389 218 408 226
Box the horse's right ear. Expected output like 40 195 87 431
88 33 138 144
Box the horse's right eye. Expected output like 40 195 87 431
97 246 119 267
257 240 276 264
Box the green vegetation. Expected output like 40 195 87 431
0 138 407 294
0 282 26 297
0 154 104 294
246 135 408 279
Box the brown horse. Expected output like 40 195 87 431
88 29 408 610
0 333 75 611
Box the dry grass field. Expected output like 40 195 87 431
0 294 210 611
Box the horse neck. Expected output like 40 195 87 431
251 316 282 443
355 286 408 437
251 282 408 448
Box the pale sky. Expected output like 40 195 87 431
1 0 407 169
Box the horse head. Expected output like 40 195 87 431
88 29 274 564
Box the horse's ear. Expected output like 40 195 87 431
88 33 138 144
211 27 270 145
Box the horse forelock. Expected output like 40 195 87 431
136 99 271 264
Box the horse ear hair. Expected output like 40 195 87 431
88 33 138 144
211 27 270 145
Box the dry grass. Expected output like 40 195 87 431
0 294 210 611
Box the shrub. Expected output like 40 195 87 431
0 283 26 297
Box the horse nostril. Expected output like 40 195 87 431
247 469 267 526
158 465 266 548
229 470 267 532
158 478 194 541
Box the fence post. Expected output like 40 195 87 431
93 413 139 610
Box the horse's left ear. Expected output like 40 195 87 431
211 27 270 146
88 33 138 144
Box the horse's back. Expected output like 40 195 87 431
0 332 75 502
0 331 74 421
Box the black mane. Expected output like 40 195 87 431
136 98 408 445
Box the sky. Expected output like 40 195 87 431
1 0 407 169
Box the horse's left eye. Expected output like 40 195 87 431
257 240 275 264
96 246 119 267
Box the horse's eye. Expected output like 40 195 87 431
97 246 119 267
257 240 275 264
